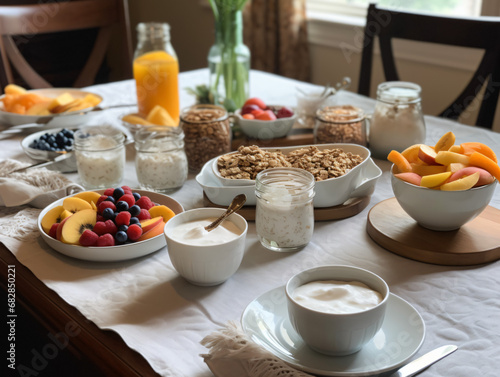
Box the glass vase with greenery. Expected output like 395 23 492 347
208 0 250 112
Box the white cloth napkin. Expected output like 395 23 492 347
201 322 314 377
0 159 83 208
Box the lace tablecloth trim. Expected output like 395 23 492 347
0 206 40 242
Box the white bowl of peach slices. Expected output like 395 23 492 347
38 186 183 262
388 131 499 231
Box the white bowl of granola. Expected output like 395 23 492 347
210 144 382 207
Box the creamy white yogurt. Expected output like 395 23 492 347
292 280 383 314
170 218 243 246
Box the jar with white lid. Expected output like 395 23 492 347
255 168 315 252
134 126 188 193
368 81 426 159
74 125 125 189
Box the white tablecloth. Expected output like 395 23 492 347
1 69 499 377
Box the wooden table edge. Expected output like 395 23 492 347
0 244 160 377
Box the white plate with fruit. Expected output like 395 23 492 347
0 85 102 127
38 187 184 262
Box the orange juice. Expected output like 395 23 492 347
133 50 179 121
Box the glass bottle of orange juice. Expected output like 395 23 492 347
133 23 180 123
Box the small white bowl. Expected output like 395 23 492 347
164 208 248 286
0 88 102 127
235 106 297 140
286 265 389 356
21 127 78 161
211 144 382 207
391 166 497 231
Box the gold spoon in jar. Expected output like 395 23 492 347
204 194 247 232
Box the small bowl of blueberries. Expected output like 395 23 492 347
22 127 76 160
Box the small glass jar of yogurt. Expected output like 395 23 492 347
255 168 315 252
74 125 125 189
134 126 188 193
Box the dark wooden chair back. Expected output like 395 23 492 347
0 0 133 90
358 3 500 129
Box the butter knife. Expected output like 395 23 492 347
388 345 458 377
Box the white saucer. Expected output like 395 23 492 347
241 286 425 376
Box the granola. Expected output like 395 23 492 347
217 145 364 181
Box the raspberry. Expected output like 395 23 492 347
96 214 105 222
79 229 99 246
103 188 114 196
115 211 131 226
96 195 108 207
48 223 59 239
121 185 133 195
105 219 118 235
137 209 151 221
136 196 154 210
98 200 116 214
118 194 135 208
127 224 142 241
96 233 115 247
93 221 107 236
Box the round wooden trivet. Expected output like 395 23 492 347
367 197 500 266
203 192 370 221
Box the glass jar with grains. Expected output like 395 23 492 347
368 81 425 159
134 126 188 193
314 105 367 146
74 125 126 189
180 104 231 172
255 168 315 252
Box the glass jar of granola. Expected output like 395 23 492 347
369 81 426 159
134 126 187 193
255 168 315 252
180 104 231 172
314 105 367 146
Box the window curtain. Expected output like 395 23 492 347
243 0 310 82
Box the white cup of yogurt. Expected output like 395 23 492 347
164 208 248 286
285 265 389 356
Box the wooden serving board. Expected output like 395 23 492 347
203 193 371 221
367 197 500 266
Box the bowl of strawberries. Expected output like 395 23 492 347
234 97 297 140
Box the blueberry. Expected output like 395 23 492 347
128 205 141 217
104 196 115 204
116 200 129 212
115 231 128 243
132 192 141 201
118 224 129 232
129 217 141 226
113 187 125 200
102 208 115 220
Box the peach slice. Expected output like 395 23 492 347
418 145 438 165
63 197 92 212
137 220 166 241
60 209 97 245
73 191 101 205
420 172 452 188
394 172 422 186
469 152 500 181
460 142 498 163
448 145 462 153
434 131 455 152
148 205 176 223
401 144 423 163
410 163 447 176
56 216 70 241
388 150 412 173
440 172 480 191
448 167 495 187
140 216 163 233
434 151 470 166
41 205 65 233
446 162 468 173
